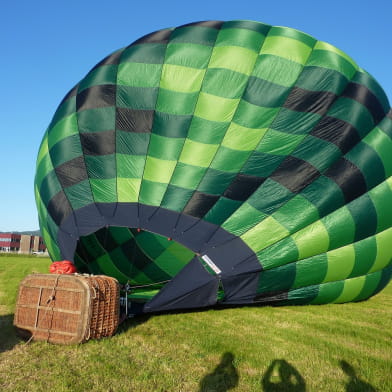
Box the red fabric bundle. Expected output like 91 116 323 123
49 260 77 274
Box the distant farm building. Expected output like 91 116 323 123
0 233 46 254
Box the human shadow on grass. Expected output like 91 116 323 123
199 352 239 392
340 360 376 392
0 313 21 353
261 359 306 392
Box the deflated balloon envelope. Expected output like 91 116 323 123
35 20 392 313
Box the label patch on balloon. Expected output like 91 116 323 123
201 254 222 275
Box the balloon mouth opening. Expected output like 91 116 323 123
73 226 198 301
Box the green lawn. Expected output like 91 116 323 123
0 254 391 391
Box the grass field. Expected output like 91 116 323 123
0 254 391 392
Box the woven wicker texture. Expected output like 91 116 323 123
14 274 120 344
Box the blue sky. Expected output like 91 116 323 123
1 0 391 232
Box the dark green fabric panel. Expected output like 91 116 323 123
203 197 242 225
170 163 208 190
241 152 285 177
271 109 321 135
76 228 196 286
78 107 116 133
95 227 121 251
152 112 193 138
272 195 319 233
198 169 237 195
36 156 52 189
90 179 116 203
311 280 345 304
301 176 345 217
156 89 198 115
370 182 392 232
116 154 144 178
117 86 158 110
170 25 220 46
210 147 251 173
109 226 133 243
187 116 229 144
134 231 168 259
292 135 341 172
350 236 377 278
346 142 385 189
256 130 304 156
95 253 131 283
234 100 279 129
216 25 265 51
222 20 270 35
244 77 289 108
135 231 194 281
39 171 62 205
49 135 83 168
78 233 107 261
106 247 138 283
327 97 375 138
257 236 299 270
74 253 89 269
138 180 167 206
293 254 328 288
116 131 150 155
325 207 356 250
307 49 356 80
222 203 267 237
372 265 392 297
284 284 319 305
121 43 167 64
48 115 78 149
84 154 116 179
139 262 172 285
252 54 303 88
64 179 94 210
353 270 382 301
83 259 102 275
296 66 348 94
165 42 212 68
148 134 184 161
79 64 118 92
203 68 249 99
257 263 296 293
160 185 195 212
351 71 390 113
116 247 156 281
248 179 293 214
347 194 378 242
133 232 192 282
364 129 392 179
46 192 72 237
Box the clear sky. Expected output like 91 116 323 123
1 0 391 232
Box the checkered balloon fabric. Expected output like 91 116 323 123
35 20 392 311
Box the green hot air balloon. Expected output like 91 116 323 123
35 20 392 313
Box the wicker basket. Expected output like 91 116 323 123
14 274 120 344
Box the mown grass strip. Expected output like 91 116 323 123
0 255 391 391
